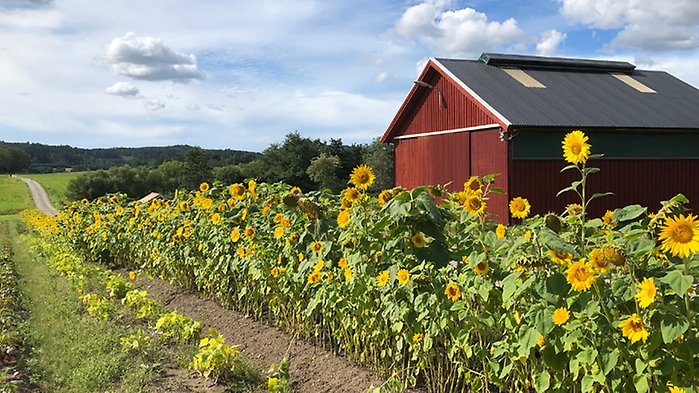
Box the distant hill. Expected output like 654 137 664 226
0 141 260 173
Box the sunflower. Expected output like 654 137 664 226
307 272 321 285
211 213 221 225
378 189 395 206
602 244 626 266
338 257 348 269
619 313 649 344
635 277 657 309
412 333 423 344
561 130 591 165
244 227 255 239
227 198 237 209
396 269 410 285
290 186 301 194
311 241 323 254
271 267 280 278
128 271 136 280
337 210 350 228
667 385 686 393
473 260 490 276
298 252 305 261
509 197 531 219
566 259 596 291
313 259 324 273
229 183 247 200
463 176 483 194
411 232 427 248
341 187 362 204
552 307 570 326
376 271 390 287
495 224 506 239
199 182 210 192
343 268 352 280
566 203 582 216
445 282 461 302
602 210 615 226
548 250 572 265
350 164 375 190
464 195 486 215
248 179 258 199
523 230 532 242
537 336 545 347
230 229 241 243
659 214 699 258
201 198 213 209
237 247 245 258
588 248 611 273
274 227 285 239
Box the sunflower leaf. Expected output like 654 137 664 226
613 205 647 222
659 270 693 296
560 164 579 173
659 313 689 343
589 192 614 201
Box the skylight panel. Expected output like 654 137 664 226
502 68 546 88
612 73 656 93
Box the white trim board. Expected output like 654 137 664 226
393 124 501 140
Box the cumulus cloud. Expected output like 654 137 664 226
536 29 566 56
558 0 699 51
105 82 141 98
391 1 526 57
144 98 165 111
103 32 204 82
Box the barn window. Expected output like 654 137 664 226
502 68 546 88
612 73 656 93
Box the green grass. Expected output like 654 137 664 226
9 222 164 393
0 176 33 216
24 172 82 209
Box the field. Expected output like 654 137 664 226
0 176 33 217
24 172 82 208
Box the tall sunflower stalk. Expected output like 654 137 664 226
556 130 612 249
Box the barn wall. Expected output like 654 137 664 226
393 71 499 137
471 130 509 222
394 132 470 191
510 159 699 218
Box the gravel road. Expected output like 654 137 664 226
19 177 58 216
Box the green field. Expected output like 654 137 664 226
0 176 33 217
25 172 81 209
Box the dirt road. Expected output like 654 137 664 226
19 177 58 216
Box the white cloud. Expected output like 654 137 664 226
374 71 388 82
391 1 526 57
536 29 566 56
102 32 204 82
144 98 165 111
558 0 699 51
105 82 141 98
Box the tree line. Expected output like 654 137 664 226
66 132 394 200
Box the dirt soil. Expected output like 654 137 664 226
135 275 394 393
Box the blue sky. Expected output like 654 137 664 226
1 0 699 151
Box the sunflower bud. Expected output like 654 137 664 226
544 213 562 233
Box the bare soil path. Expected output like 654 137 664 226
18 176 58 216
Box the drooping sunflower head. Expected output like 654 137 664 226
566 259 596 292
411 232 427 248
659 214 699 258
378 189 396 206
509 197 531 219
349 164 375 190
337 210 350 228
464 195 486 216
444 282 461 302
561 130 591 165
463 176 483 194
548 250 572 265
602 244 626 266
618 313 648 344
473 260 490 276
635 277 657 309
552 307 570 326
544 213 562 233
588 248 611 273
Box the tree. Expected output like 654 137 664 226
306 153 343 192
0 147 31 173
184 147 211 190
362 138 394 191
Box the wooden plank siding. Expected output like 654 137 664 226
392 71 499 137
471 130 509 222
510 159 699 219
394 132 470 191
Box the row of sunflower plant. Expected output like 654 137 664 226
17 225 266 390
0 224 28 392
21 131 698 392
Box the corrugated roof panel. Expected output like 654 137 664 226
435 58 699 129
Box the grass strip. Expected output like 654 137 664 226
0 177 33 217
24 173 82 209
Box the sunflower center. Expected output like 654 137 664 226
469 199 482 210
673 224 693 243
631 320 643 331
574 266 589 281
571 144 581 154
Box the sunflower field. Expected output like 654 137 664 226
21 131 699 393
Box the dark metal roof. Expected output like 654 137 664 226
479 53 635 73
435 57 699 130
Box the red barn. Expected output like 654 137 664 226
381 53 699 222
